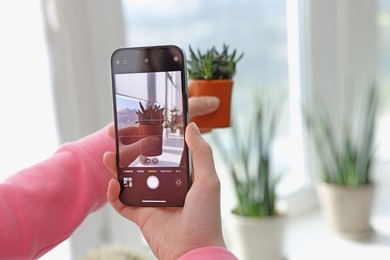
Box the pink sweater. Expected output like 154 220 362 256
0 126 237 260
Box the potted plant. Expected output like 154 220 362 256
136 101 165 156
303 84 379 239
165 107 184 135
212 92 286 260
187 44 244 128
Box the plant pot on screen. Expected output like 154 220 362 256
187 44 243 128
136 102 165 156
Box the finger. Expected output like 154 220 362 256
108 124 140 142
106 179 134 218
120 136 160 166
118 126 139 138
117 126 140 145
107 179 121 202
119 134 139 145
189 96 220 117
185 123 219 185
103 151 117 178
107 179 136 218
107 123 115 139
107 179 156 226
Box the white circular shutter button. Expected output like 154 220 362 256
146 175 159 189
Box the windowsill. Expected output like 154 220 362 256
285 174 390 260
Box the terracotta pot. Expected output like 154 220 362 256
317 181 374 239
138 123 163 156
226 212 286 260
188 79 233 128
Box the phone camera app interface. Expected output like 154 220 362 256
113 65 189 206
115 71 185 168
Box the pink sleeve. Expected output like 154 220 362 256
0 126 115 259
178 246 238 260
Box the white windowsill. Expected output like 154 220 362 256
285 174 390 260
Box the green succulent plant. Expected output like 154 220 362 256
136 102 165 125
212 93 281 217
187 44 244 80
303 83 379 186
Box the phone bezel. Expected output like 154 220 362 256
110 45 191 207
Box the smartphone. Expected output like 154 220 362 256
110 45 191 207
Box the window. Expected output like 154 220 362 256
122 0 288 88
120 0 310 214
376 0 390 175
0 1 58 180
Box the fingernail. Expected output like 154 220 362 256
207 97 220 108
189 122 201 136
150 136 161 145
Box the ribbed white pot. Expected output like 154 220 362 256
317 181 375 239
226 213 286 260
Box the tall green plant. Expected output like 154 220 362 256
303 84 379 186
212 93 281 217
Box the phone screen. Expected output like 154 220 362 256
110 46 190 207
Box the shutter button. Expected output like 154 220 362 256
146 175 159 189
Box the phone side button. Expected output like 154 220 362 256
146 175 159 189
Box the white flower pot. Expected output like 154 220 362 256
225 213 286 260
317 181 374 239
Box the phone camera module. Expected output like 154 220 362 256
173 56 179 62
144 58 149 64
115 59 121 65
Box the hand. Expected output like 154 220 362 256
114 126 160 167
103 122 226 259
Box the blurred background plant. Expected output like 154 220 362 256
303 83 379 186
212 92 282 217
